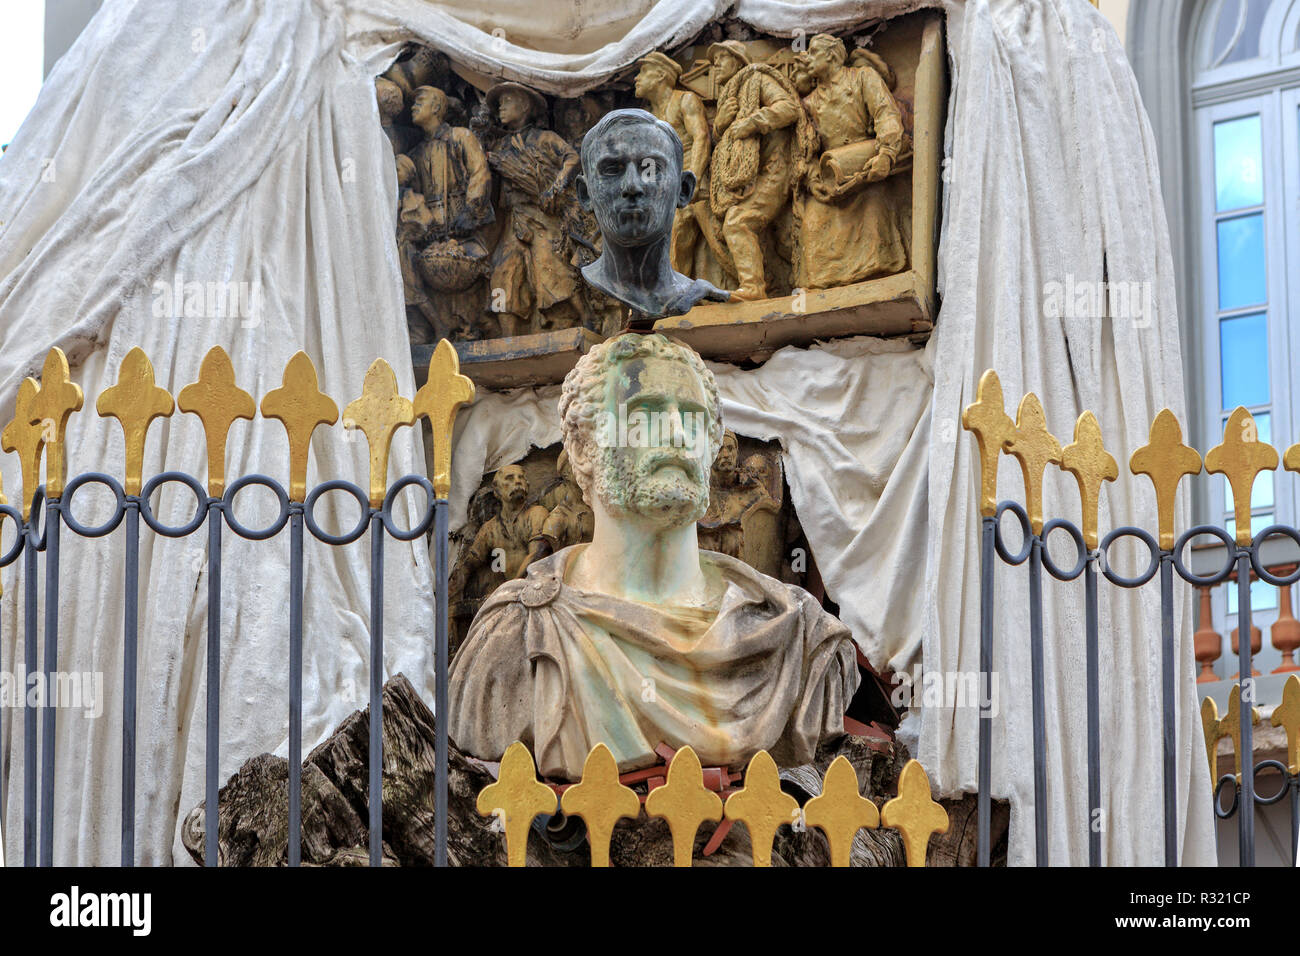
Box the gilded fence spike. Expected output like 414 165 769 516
879 759 948 868
1060 411 1118 551
413 339 475 500
1129 409 1202 550
260 352 339 502
803 755 879 867
1223 683 1261 781
644 745 723 867
1270 674 1300 775
723 750 799 867
475 741 557 868
961 370 1016 517
28 348 83 500
343 359 416 508
1284 438 1300 474
2 378 46 521
96 347 175 497
176 346 255 497
1201 696 1223 788
1206 407 1278 547
559 743 641 867
1004 393 1062 536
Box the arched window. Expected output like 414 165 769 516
1191 0 1300 619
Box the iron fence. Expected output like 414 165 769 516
0 341 475 867
0 339 962 869
964 369 1300 866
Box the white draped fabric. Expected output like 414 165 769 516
0 0 1211 864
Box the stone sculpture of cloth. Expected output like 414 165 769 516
448 545 860 779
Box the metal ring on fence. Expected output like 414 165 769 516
1172 524 1236 587
304 480 371 546
25 486 46 551
1039 518 1087 581
1250 759 1292 806
1099 525 1161 588
61 472 127 538
381 475 436 541
993 501 1033 565
140 471 209 538
222 474 291 541
1213 773 1239 819
1249 526 1300 587
0 503 26 567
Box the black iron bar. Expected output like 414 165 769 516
39 498 59 867
288 503 304 867
1290 775 1298 866
1159 554 1177 866
1028 535 1048 866
977 514 994 868
22 518 36 867
369 509 383 867
434 498 449 867
121 498 140 866
1236 551 1255 866
1085 554 1101 867
205 499 221 867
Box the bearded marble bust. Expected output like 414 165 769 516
448 332 859 779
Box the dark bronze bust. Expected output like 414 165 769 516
576 108 729 327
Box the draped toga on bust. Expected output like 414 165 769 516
448 544 860 780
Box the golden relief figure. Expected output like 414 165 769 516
797 35 910 290
707 41 817 302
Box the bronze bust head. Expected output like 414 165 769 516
576 109 729 325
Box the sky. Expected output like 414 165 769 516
0 1 46 148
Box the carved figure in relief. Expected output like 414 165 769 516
485 82 592 336
798 35 909 289
707 41 815 302
448 464 549 606
523 450 594 569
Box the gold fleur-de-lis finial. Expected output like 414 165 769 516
803 755 879 868
1270 674 1300 775
177 346 255 497
343 359 416 508
1060 411 1118 551
1206 407 1278 547
1201 696 1223 788
1004 393 1062 535
961 370 1016 517
260 352 339 502
1283 435 1300 475
1130 409 1202 550
723 750 799 867
644 746 723 867
95 348 174 497
1222 684 1261 780
559 743 641 867
880 759 948 868
476 741 557 868
2 378 46 521
28 347 84 500
413 339 474 500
